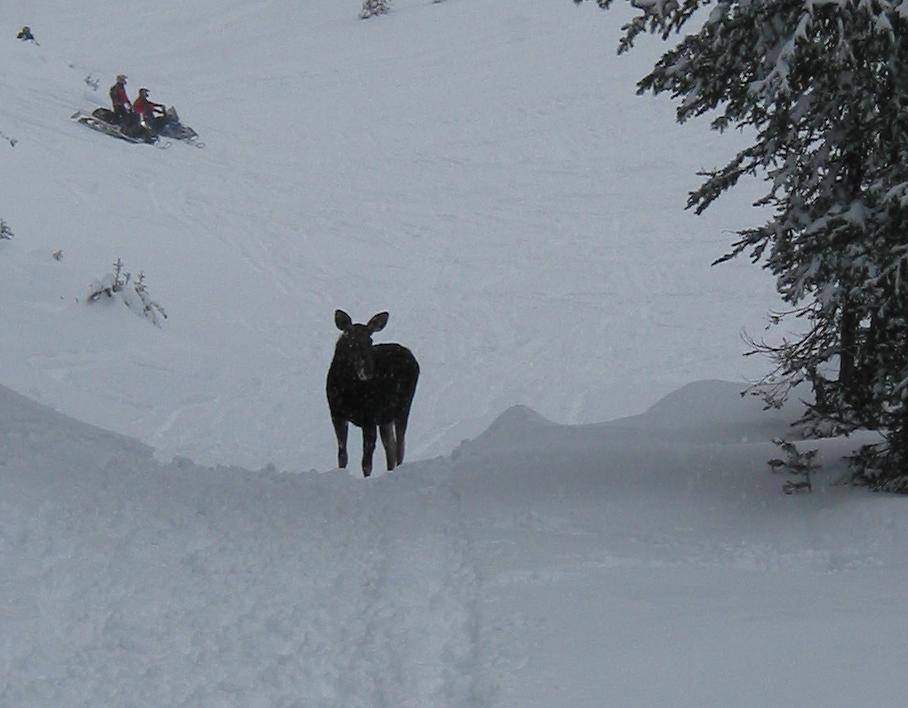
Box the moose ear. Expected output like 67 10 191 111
367 311 389 333
335 309 353 331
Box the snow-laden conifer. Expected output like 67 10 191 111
577 0 908 491
769 438 818 494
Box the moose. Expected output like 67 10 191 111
326 310 420 477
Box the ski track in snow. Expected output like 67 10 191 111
1 452 492 707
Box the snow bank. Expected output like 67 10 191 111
3 381 907 707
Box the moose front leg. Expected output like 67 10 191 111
332 416 349 469
379 423 397 471
362 425 377 477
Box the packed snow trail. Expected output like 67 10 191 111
0 386 492 707
4 382 908 706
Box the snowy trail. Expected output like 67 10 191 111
2 464 490 707
3 383 908 706
0 384 492 706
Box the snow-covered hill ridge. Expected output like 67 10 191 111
471 379 809 449
1 0 779 471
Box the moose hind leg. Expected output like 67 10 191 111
332 416 349 469
394 417 409 466
362 425 377 477
379 423 397 471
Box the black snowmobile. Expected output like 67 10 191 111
71 106 202 148
156 107 203 147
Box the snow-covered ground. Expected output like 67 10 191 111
3 382 907 706
2 1 908 706
1 0 776 470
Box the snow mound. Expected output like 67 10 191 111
0 383 152 469
475 403 555 438
606 378 808 442
641 379 794 426
462 379 807 459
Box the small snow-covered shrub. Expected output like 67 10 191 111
361 0 390 19
86 258 167 326
0 219 13 239
126 271 167 326
87 257 127 300
84 74 100 91
768 439 819 494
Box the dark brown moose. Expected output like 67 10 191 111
326 310 420 477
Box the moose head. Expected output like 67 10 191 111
333 310 389 382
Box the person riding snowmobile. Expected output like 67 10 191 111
133 88 167 131
109 75 132 124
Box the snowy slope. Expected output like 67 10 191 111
3 382 907 707
4 2 908 706
2 0 776 470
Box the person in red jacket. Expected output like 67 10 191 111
133 88 167 130
109 74 132 124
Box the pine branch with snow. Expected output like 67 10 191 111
849 440 908 493
578 0 908 490
0 219 13 239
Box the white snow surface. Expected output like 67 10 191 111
2 1 908 706
1 0 777 470
3 381 907 707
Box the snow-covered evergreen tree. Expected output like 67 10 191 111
577 0 908 491
361 0 390 19
769 439 818 494
0 219 13 239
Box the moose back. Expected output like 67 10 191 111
326 310 419 477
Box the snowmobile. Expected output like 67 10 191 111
71 106 203 148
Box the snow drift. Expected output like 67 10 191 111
3 381 907 707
